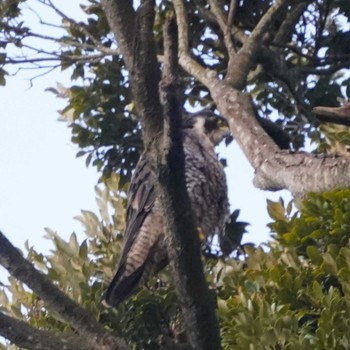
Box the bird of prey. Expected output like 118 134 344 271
103 112 230 307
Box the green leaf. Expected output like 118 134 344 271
79 240 88 260
267 199 286 221
306 245 322 265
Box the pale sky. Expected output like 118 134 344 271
0 1 290 282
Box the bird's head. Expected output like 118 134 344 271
183 111 231 146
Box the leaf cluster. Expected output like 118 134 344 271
0 174 181 349
4 187 350 349
217 190 350 349
1 0 350 180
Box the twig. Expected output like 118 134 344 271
26 65 60 87
4 53 108 65
45 0 116 56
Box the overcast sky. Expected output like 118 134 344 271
0 1 291 282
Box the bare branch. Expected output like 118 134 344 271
226 0 292 87
26 65 60 87
173 0 218 87
101 0 136 68
208 0 235 55
162 13 179 82
0 312 97 350
313 103 350 126
44 0 115 56
274 2 310 43
3 53 108 65
193 1 247 46
0 231 129 350
227 0 238 30
250 0 290 43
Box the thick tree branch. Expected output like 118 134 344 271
103 2 221 348
0 312 97 350
0 231 129 350
101 0 163 146
100 0 136 69
209 83 350 196
173 1 350 197
158 15 222 350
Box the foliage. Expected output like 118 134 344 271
218 190 350 350
0 175 178 349
1 0 350 181
3 185 350 349
1 0 350 349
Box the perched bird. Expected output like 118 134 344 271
103 112 230 307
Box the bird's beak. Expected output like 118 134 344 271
221 125 231 139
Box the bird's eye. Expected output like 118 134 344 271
216 119 224 127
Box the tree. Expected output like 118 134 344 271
1 0 350 349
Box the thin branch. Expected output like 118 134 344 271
313 103 350 126
193 0 247 47
299 61 350 75
249 0 290 43
226 0 292 87
26 65 60 87
0 312 97 350
271 41 350 67
4 52 109 65
208 0 235 55
0 231 129 350
4 57 61 64
173 0 217 88
23 2 120 59
44 0 115 56
274 2 310 44
227 0 237 30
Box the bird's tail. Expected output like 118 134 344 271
102 262 146 307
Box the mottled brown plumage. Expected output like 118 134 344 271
103 113 230 306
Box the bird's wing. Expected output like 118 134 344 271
121 154 156 259
103 154 157 306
